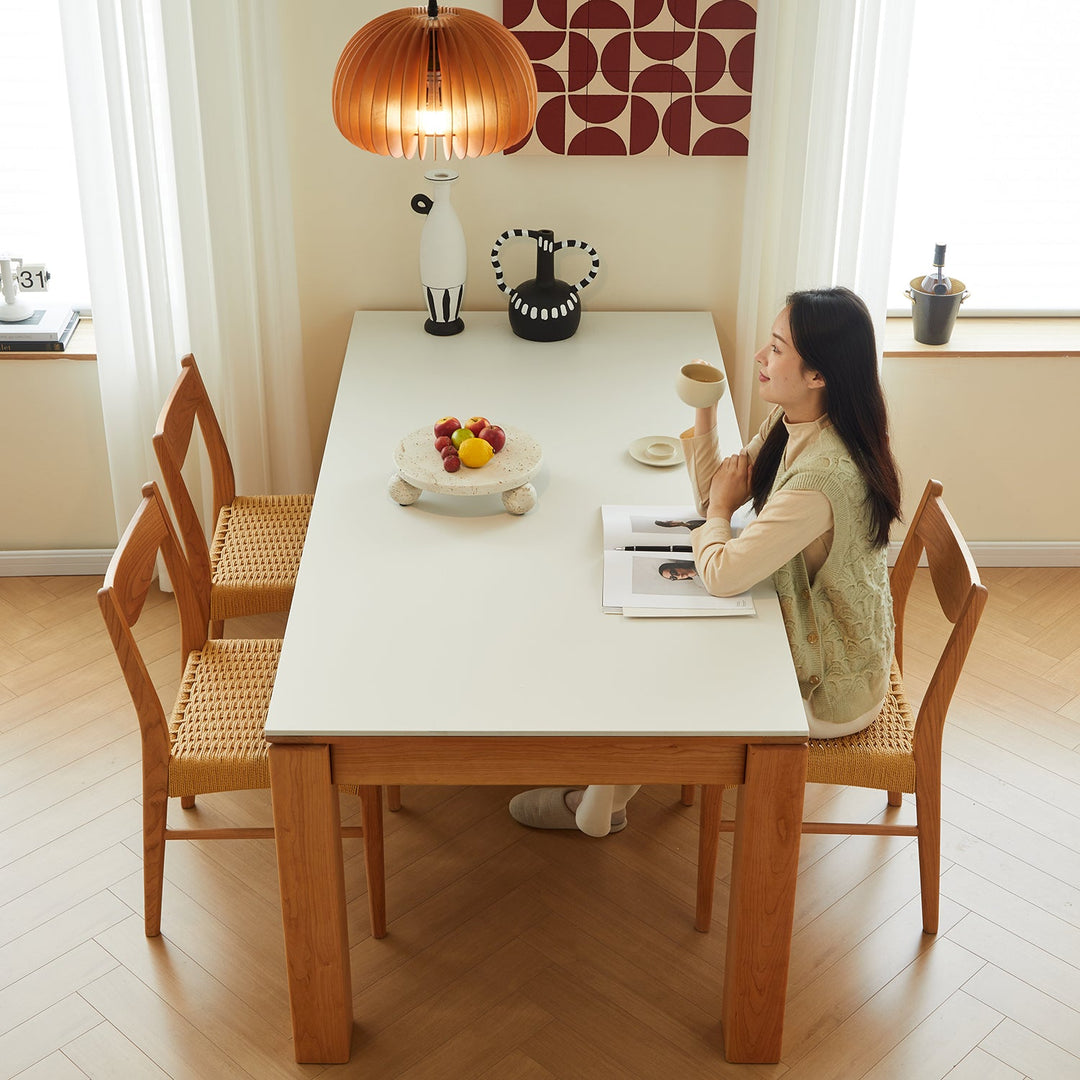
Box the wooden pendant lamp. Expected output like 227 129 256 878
332 1 538 160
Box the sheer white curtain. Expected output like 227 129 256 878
732 0 914 433
58 0 312 540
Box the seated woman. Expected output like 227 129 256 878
509 286 903 837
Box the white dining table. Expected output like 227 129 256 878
265 310 808 1065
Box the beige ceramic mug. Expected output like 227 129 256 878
675 361 727 408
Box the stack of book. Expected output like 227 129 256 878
0 307 80 353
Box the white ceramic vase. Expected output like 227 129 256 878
410 169 466 336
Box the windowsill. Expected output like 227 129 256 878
0 317 96 361
884 316 1079 358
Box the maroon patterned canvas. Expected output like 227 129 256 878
503 0 755 156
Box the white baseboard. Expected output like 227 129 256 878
0 549 114 577
969 542 1080 566
888 541 1080 568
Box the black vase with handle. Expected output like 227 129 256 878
490 228 600 342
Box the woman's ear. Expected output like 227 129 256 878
804 368 826 389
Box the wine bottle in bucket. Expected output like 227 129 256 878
920 244 951 295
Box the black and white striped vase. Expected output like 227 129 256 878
410 170 465 336
490 228 600 342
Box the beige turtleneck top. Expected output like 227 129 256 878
681 411 834 597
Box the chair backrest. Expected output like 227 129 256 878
98 482 210 758
153 355 236 586
889 479 988 765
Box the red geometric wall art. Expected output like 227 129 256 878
502 0 756 156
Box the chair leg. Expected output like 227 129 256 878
143 786 169 937
181 795 196 809
695 785 725 932
387 785 402 812
887 790 902 807
681 784 696 806
360 785 387 939
914 781 941 934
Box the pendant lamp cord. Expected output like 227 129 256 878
425 0 441 161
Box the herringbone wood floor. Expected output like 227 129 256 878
1 567 1079 1079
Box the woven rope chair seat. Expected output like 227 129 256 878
209 494 313 620
806 661 916 793
168 638 281 798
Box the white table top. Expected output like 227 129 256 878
265 311 807 740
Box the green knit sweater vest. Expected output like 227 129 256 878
768 416 894 726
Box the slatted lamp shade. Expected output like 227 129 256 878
332 2 538 160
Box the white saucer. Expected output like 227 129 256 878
629 435 684 467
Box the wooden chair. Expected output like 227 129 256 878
687 479 987 936
99 481 386 939
153 354 312 638
153 354 403 814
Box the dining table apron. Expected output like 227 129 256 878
264 311 809 1066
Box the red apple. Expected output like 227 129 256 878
443 453 461 473
434 435 451 452
440 444 459 458
464 416 489 437
433 416 460 439
478 424 506 453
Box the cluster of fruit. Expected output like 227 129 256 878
433 415 507 473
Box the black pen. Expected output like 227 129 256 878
624 545 692 552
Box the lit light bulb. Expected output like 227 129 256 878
419 108 449 136
418 68 448 160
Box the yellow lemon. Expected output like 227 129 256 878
458 437 494 468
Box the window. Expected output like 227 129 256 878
0 0 90 311
887 0 1080 315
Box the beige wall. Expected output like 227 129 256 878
882 353 1079 543
0 358 115 549
278 0 747 467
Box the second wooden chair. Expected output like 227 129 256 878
154 355 403 814
153 354 312 637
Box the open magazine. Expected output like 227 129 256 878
601 505 756 617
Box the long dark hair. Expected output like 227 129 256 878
749 287 902 547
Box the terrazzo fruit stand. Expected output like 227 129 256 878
389 424 543 514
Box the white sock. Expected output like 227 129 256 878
574 784 641 837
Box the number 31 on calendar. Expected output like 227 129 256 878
16 264 50 291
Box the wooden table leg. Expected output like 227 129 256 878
359 785 386 939
695 784 725 933
269 743 353 1063
721 742 806 1063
